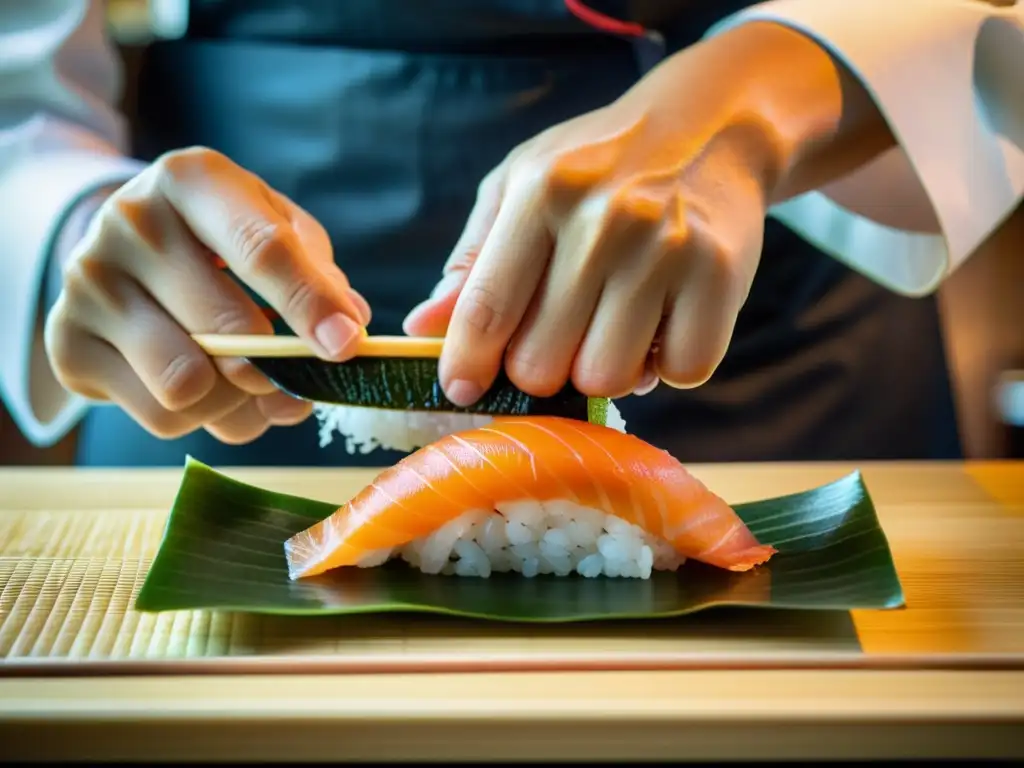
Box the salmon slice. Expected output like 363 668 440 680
284 416 777 579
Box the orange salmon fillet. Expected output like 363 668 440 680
284 416 776 579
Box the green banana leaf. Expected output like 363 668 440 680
134 457 905 622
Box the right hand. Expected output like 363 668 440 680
44 147 371 444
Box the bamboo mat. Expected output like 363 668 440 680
0 505 866 668
2 461 1022 672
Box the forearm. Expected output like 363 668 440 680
722 21 897 206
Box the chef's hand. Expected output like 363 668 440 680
44 147 371 443
404 21 890 405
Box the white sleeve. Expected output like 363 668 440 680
0 0 147 447
706 0 1024 297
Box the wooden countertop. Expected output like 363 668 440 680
1 460 1023 761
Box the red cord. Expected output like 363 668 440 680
563 0 649 38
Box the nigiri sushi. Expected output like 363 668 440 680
284 416 777 581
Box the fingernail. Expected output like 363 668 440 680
445 378 484 407
347 288 372 326
314 312 360 359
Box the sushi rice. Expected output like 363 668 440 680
312 400 628 454
310 401 686 580
355 502 686 580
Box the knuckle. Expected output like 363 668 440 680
157 146 225 180
281 278 320 324
457 283 506 336
505 348 565 398
546 151 600 199
607 185 664 230
695 228 746 297
233 219 295 277
217 358 276 395
657 207 693 253
659 221 691 254
156 352 214 410
657 347 721 389
223 421 270 446
575 191 613 231
82 200 124 247
510 155 560 201
571 362 633 399
206 410 270 445
61 253 129 316
59 258 94 305
508 152 592 218
106 194 163 251
209 303 267 335
142 407 192 440
476 166 504 201
45 324 90 392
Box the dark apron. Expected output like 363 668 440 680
75 0 963 466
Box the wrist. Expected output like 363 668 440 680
714 21 895 203
628 20 894 205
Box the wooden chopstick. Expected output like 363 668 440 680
191 334 444 359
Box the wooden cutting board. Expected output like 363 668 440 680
1 461 1023 673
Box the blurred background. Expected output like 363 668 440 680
2 0 1021 466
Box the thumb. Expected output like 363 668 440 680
402 165 506 336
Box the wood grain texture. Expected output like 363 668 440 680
192 333 442 359
1 461 1022 760
1 461 1021 664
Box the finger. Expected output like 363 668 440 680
569 274 666 398
503 191 659 398
401 269 467 337
204 397 272 445
402 167 505 336
655 269 739 390
346 288 372 326
111 186 282 397
633 352 660 396
66 262 257 420
438 182 552 406
82 272 220 412
44 303 115 403
156 150 366 361
256 390 313 426
210 248 372 388
501 253 599 398
269 188 374 327
52 324 245 439
445 166 506 274
154 257 281 398
205 388 314 446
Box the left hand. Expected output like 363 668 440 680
403 22 875 406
